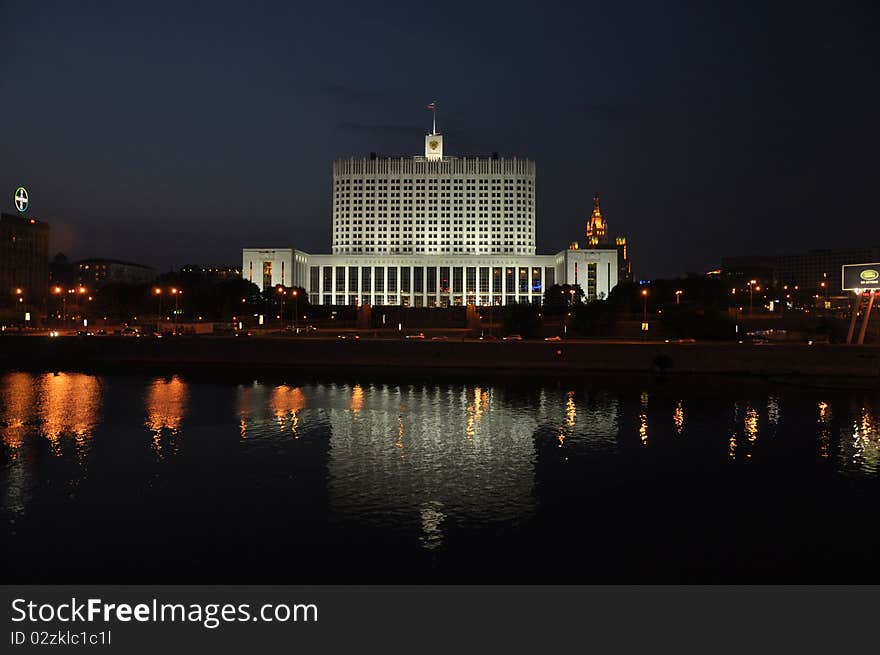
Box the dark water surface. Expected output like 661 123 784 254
2 370 880 582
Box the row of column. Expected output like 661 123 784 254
309 265 556 307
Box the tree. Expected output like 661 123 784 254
501 302 540 338
543 284 585 307
571 300 615 337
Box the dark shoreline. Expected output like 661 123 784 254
2 335 880 386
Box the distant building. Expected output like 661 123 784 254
1 212 49 313
586 194 608 246
243 127 619 305
584 194 633 284
616 237 632 284
722 248 880 292
76 258 157 288
180 264 242 280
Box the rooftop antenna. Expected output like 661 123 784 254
427 101 437 135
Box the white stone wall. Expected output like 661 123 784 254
558 249 619 301
242 248 293 291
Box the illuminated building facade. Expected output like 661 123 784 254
243 130 618 304
586 194 607 246
1 212 49 314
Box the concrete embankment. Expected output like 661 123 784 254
2 336 880 381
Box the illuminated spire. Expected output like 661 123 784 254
586 193 607 246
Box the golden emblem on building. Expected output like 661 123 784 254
429 140 439 150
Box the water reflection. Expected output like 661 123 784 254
639 391 649 446
39 373 102 456
1 372 34 453
1 371 101 517
818 401 831 460
270 385 306 438
7 373 880 564
673 401 684 436
839 401 880 476
728 402 760 460
145 376 189 457
419 501 446 551
326 383 538 538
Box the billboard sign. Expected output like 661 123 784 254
842 263 880 291
14 186 28 213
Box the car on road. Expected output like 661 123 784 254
405 333 425 340
503 334 523 341
544 335 562 342
430 336 448 341
337 333 360 340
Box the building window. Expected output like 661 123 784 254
262 261 273 291
348 267 358 294
439 267 450 294
361 266 371 293
587 262 597 300
479 267 489 294
375 267 384 292
518 267 528 294
388 267 398 293
335 267 345 293
544 267 555 288
427 266 437 294
401 267 411 293
414 267 424 293
532 267 542 293
466 267 476 293
310 266 320 294
453 267 463 294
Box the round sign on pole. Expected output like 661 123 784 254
14 186 29 213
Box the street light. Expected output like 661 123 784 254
641 288 648 340
154 287 163 323
170 288 181 327
675 289 683 305
276 286 285 329
748 279 757 316
292 288 299 333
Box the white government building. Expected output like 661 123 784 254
243 127 618 307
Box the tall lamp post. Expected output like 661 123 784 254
675 289 683 305
276 286 285 329
641 288 648 341
748 279 757 316
292 288 299 333
52 286 63 325
154 287 163 325
170 288 181 329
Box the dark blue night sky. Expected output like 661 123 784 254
2 1 876 278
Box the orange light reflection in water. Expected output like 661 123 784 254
0 372 35 455
145 376 189 457
270 385 307 438
39 373 102 456
350 385 364 414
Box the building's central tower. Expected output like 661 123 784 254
331 131 536 256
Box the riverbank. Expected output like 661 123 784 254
2 335 880 381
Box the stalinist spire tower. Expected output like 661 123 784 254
586 193 608 246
